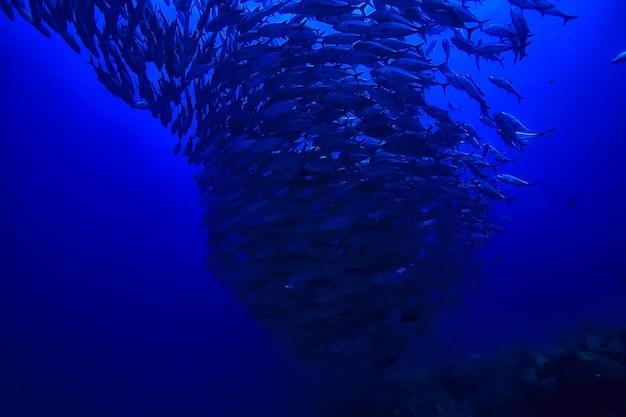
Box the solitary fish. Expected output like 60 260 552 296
488 75 524 104
497 174 537 186
539 5 579 26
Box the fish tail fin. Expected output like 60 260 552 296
517 96 524 105
563 15 579 26
479 18 492 29
480 103 490 118
356 2 368 17
523 40 533 54
468 19 491 42
516 41 532 61
173 139 182 155
466 25 478 42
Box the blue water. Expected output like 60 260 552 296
1 1 626 416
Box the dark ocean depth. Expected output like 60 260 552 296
1 1 626 416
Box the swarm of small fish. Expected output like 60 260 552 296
1 0 575 369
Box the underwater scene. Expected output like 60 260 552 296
1 0 625 415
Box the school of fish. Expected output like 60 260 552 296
1 0 576 370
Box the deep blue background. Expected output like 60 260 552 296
1 1 626 415
0 15 320 417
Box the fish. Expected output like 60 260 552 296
488 75 524 104
497 174 537 186
463 156 488 178
442 38 451 61
3 0 576 374
510 0 578 26
172 139 182 155
539 5 578 26
459 122 482 149
0 0 13 20
451 28 477 55
482 143 516 164
508 0 548 9
612 51 626 64
475 41 516 56
424 38 438 56
476 181 514 203
457 73 490 112
482 23 518 41
494 112 553 149
368 21 421 38
448 101 463 113
510 5 531 61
